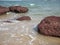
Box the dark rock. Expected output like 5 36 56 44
9 6 28 13
38 16 60 37
0 6 9 15
16 16 31 21
3 21 12 23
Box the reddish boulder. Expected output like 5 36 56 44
9 6 28 13
0 6 9 15
38 16 60 37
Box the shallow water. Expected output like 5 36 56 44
0 13 60 45
0 1 60 45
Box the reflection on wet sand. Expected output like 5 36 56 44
0 13 60 45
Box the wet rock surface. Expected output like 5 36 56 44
0 6 28 15
0 6 9 15
9 6 28 13
16 16 31 21
38 16 60 37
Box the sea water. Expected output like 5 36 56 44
0 1 60 45
0 0 60 16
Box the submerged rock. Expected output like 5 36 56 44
16 16 31 21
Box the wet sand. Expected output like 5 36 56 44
0 12 60 45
